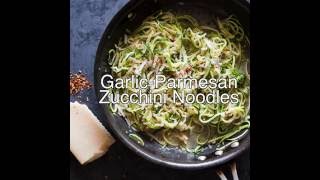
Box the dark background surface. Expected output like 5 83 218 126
70 0 250 179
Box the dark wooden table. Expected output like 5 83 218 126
70 0 250 179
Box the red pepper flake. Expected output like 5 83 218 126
70 72 92 95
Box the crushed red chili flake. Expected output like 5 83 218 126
70 72 92 95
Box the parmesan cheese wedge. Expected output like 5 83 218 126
70 101 115 165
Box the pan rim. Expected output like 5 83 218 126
94 0 250 170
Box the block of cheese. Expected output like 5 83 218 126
70 101 115 165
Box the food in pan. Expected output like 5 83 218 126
106 11 249 152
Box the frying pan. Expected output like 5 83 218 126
94 0 249 169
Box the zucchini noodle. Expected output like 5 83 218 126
106 11 250 151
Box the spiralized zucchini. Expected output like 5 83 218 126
107 11 250 152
